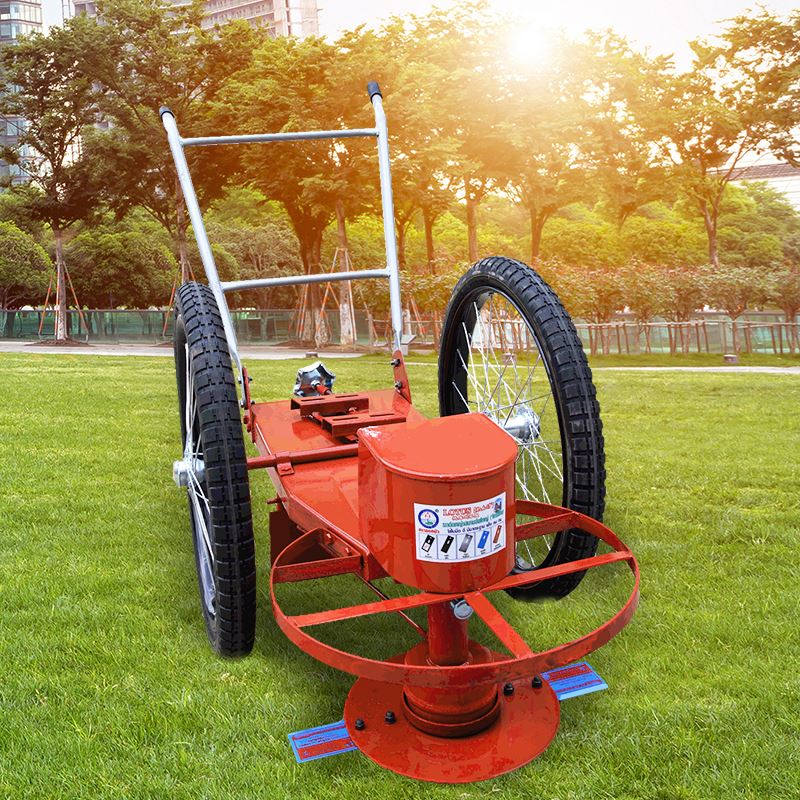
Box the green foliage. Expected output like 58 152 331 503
661 266 709 321
0 187 46 241
1 0 798 319
540 215 623 268
618 213 707 266
0 20 118 232
543 261 624 323
766 265 800 320
717 183 800 268
705 264 770 320
0 221 51 308
619 262 668 323
66 227 175 308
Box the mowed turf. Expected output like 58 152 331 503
0 352 798 800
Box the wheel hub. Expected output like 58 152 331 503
498 404 540 443
172 456 206 488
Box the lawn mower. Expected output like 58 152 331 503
161 82 639 783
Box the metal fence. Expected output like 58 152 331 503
2 307 799 355
0 307 382 346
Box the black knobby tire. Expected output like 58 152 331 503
438 257 605 599
174 282 256 655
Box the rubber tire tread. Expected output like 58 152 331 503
174 282 256 655
438 256 605 598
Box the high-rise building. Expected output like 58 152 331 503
73 1 319 36
0 0 42 43
183 0 318 36
0 1 44 185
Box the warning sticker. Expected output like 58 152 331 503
542 661 608 701
288 720 357 763
414 493 506 563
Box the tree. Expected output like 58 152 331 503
404 5 501 262
579 34 673 230
716 182 799 268
66 227 175 308
662 266 708 323
373 17 455 273
0 21 117 340
547 262 624 355
715 9 800 167
205 219 301 308
217 33 377 344
502 39 597 262
629 28 799 269
620 262 668 352
619 211 707 266
539 211 623 268
706 265 769 352
767 265 800 351
81 0 260 283
0 221 51 336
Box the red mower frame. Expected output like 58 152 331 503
162 82 639 784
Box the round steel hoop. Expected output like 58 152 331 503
270 504 639 690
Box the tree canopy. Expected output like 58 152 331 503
0 2 798 344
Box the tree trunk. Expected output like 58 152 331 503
176 178 190 284
530 209 547 262
336 199 356 348
423 208 435 273
4 308 16 338
54 226 68 342
465 191 479 262
785 308 799 353
731 318 740 353
700 202 719 269
308 234 329 349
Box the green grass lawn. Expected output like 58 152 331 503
1 352 798 799
397 350 800 368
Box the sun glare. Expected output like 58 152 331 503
505 23 555 70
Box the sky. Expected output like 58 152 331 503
317 0 798 68
40 1 798 68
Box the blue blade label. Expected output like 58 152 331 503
288 720 357 763
542 661 608 700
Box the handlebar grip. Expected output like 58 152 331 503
367 81 382 100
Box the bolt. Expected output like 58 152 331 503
384 710 396 724
390 358 400 367
394 381 403 390
354 718 365 731
503 683 515 696
450 598 474 621
532 675 543 689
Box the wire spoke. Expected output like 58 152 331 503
454 290 568 575
188 480 214 566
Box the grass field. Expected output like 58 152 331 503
1 352 798 800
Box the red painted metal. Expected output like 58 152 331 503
244 354 638 782
320 409 407 437
343 662 560 783
290 392 369 416
246 444 358 471
269 512 638 690
358 413 518 593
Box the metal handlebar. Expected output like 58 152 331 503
160 82 404 389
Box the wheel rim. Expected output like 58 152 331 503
183 341 216 617
450 291 566 570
